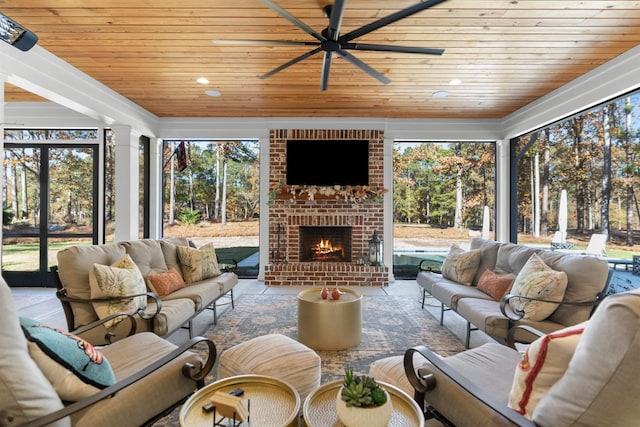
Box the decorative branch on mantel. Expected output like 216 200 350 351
269 181 387 204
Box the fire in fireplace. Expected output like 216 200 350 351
299 226 352 262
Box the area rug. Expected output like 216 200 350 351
152 293 465 426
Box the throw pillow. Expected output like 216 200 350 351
509 254 568 321
146 268 186 297
476 269 515 301
20 317 116 402
508 322 586 418
89 254 147 328
176 242 222 284
441 244 481 286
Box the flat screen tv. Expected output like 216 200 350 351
286 140 369 186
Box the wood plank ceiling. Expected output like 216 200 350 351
2 0 640 119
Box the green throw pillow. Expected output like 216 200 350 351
176 242 222 284
20 317 115 402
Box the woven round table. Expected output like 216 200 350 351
179 374 300 427
303 380 424 427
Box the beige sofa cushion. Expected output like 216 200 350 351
120 239 169 277
0 278 69 427
538 251 610 326
159 239 189 275
469 238 502 285
57 243 126 328
424 343 521 427
494 243 541 276
73 332 203 427
533 289 640 427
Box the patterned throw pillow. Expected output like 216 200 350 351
176 242 222 284
89 254 147 328
441 244 481 286
476 269 515 301
509 254 568 321
20 317 116 402
508 322 586 418
146 268 186 297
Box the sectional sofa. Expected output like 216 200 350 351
53 237 238 345
417 238 612 347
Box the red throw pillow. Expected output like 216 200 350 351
476 269 515 301
146 268 186 297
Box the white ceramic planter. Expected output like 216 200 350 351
335 388 393 427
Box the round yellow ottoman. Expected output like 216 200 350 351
216 334 321 401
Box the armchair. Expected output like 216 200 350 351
0 277 217 427
404 289 640 426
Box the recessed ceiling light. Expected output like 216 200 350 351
432 91 449 98
197 77 210 84
205 89 221 97
449 79 462 86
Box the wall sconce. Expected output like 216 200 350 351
0 13 38 51
368 230 383 266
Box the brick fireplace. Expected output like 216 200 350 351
265 129 388 286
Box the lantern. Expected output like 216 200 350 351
368 230 383 266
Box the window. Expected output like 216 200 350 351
512 91 640 250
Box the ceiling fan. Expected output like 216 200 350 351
214 0 448 90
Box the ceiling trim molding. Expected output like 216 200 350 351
501 43 640 140
0 42 158 136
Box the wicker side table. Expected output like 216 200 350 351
303 380 424 427
179 374 300 427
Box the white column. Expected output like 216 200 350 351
258 135 270 281
495 138 510 242
112 124 140 242
148 137 164 238
383 136 395 282
0 73 6 264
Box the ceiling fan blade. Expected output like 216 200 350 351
320 51 333 91
340 0 448 42
336 49 391 85
213 39 320 47
343 42 444 55
327 0 347 40
260 47 323 79
259 0 326 42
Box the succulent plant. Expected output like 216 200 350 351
340 366 388 408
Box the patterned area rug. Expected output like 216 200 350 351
153 293 465 426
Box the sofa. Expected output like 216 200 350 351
53 237 238 345
0 276 217 427
372 288 640 426
416 238 612 348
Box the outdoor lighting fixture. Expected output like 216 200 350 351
0 12 38 51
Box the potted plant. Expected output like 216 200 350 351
335 366 393 427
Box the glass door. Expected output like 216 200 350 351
2 144 98 287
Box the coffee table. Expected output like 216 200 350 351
297 287 362 350
303 380 424 427
179 374 300 426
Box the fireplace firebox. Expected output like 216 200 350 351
299 226 352 262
